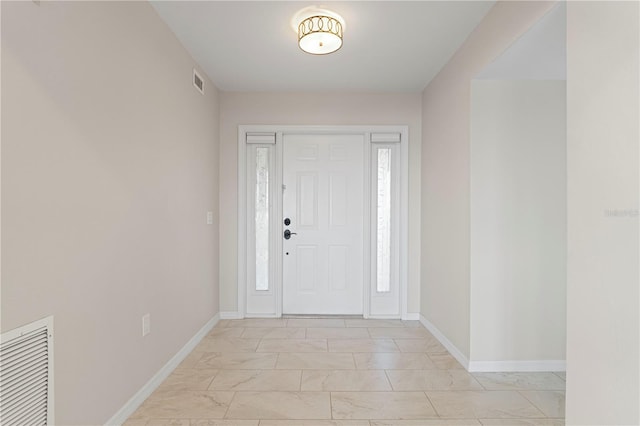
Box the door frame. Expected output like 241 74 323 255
237 125 409 319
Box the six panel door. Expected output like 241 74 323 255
282 134 365 314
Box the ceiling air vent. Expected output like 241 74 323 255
193 69 204 95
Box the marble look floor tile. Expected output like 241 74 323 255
191 420 259 426
208 370 301 391
473 373 566 391
371 420 481 426
307 327 370 339
367 328 431 339
428 353 465 370
331 391 437 419
176 351 205 369
276 352 356 369
386 369 484 391
286 318 346 327
426 391 545 419
197 352 278 369
520 391 565 418
145 420 190 426
479 419 565 426
345 319 405 328
400 321 424 328
225 391 331 419
195 337 260 353
132 391 234 419
156 369 219 391
259 421 370 426
126 318 568 426
122 420 148 426
393 338 446 353
226 319 288 328
257 338 328 352
301 370 392 391
329 339 400 353
242 327 306 339
354 353 436 370
206 327 246 338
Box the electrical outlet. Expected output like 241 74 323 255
206 211 213 225
142 314 150 337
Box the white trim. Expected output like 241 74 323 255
403 312 420 321
246 132 276 144
362 133 372 319
238 128 247 318
468 360 567 372
419 314 470 370
238 125 409 319
244 313 280 318
105 314 219 426
399 128 409 320
369 314 405 320
419 314 566 373
371 132 401 143
219 311 243 320
274 133 284 317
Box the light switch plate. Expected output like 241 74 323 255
142 314 150 337
207 211 213 225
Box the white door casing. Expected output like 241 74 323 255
282 134 365 314
237 125 409 319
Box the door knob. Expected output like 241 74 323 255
284 229 297 240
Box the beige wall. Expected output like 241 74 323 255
470 80 566 364
1 2 220 424
219 92 422 315
566 1 639 424
420 1 557 358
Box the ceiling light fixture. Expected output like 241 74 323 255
293 7 345 55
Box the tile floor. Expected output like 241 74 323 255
125 318 565 426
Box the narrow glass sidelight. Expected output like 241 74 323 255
255 147 270 291
376 148 392 293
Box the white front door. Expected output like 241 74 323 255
282 134 365 314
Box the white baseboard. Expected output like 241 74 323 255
418 315 566 373
468 360 566 372
419 314 470 370
403 312 420 321
244 313 279 318
105 313 220 426
222 311 419 320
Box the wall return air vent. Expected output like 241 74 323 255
0 316 54 426
193 68 204 95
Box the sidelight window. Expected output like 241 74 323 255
376 148 392 293
255 147 270 291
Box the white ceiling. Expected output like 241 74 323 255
151 1 495 92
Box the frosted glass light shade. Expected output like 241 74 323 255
298 14 344 55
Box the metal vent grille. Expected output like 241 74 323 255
0 317 54 426
193 68 204 94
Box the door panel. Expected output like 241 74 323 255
283 134 364 315
297 173 318 228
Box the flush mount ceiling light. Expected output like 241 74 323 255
292 7 345 55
